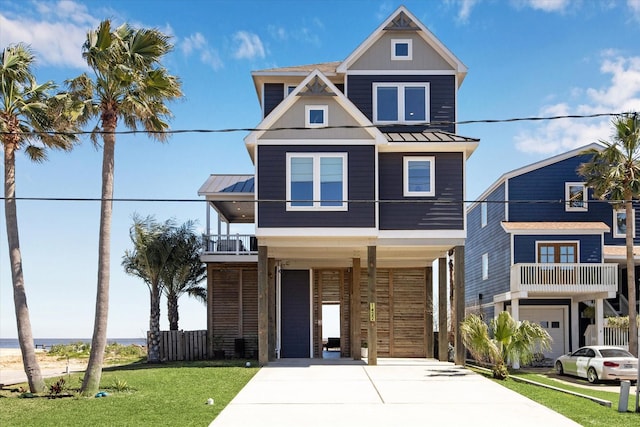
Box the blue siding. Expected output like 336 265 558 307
513 235 602 264
346 75 456 133
465 183 511 305
264 83 284 118
378 152 463 230
257 145 376 228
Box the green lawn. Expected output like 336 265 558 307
0 360 258 427
472 368 640 427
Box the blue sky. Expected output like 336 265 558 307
1 0 640 339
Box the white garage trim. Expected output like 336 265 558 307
520 306 569 360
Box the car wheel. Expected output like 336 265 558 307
587 367 598 384
555 361 564 375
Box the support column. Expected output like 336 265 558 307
367 246 377 366
454 246 465 366
206 265 214 358
425 266 434 358
258 246 269 366
438 257 448 362
571 299 579 350
268 257 276 360
351 258 361 361
595 298 604 345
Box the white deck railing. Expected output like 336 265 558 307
584 324 628 350
511 263 617 293
202 234 257 255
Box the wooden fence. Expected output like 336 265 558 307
151 330 208 361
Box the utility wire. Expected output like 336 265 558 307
0 111 633 136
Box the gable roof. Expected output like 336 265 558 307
244 69 386 161
469 142 604 210
336 6 468 86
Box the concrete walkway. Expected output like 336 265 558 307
209 358 581 427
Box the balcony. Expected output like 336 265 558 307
510 263 618 294
201 234 258 262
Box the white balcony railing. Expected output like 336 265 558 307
584 324 628 349
510 263 617 294
202 234 257 255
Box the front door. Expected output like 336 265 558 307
281 270 310 358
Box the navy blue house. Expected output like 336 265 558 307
198 6 479 364
465 144 640 359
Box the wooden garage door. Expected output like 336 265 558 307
360 268 426 357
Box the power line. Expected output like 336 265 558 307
0 111 633 136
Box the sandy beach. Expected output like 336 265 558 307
0 348 89 386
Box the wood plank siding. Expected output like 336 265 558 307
379 152 464 230
312 269 351 358
346 75 456 133
208 263 258 359
359 268 428 357
257 145 376 228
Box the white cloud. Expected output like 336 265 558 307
180 33 223 70
515 52 640 154
0 1 98 69
521 0 571 12
457 0 479 23
628 0 640 20
232 31 265 60
268 25 288 41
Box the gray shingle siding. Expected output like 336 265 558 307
257 145 376 227
378 152 463 230
465 182 511 306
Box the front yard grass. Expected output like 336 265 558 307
470 367 639 427
0 360 258 427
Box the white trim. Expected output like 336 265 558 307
535 240 580 263
613 208 636 238
285 84 296 97
501 224 606 235
344 69 457 76
520 305 570 358
305 105 328 128
286 153 348 211
403 156 435 197
257 139 376 146
309 270 314 358
482 253 489 280
565 182 588 212
276 264 282 358
391 38 412 60
373 82 430 124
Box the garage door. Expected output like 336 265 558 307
520 307 566 360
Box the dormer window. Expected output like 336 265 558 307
373 83 429 124
391 39 412 60
305 105 328 128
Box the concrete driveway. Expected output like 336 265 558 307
209 358 580 427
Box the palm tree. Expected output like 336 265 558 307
161 221 206 330
578 114 640 357
76 20 182 395
123 215 175 363
1 43 84 393
460 311 551 379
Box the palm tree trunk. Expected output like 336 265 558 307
4 143 45 393
81 122 116 395
148 282 162 362
168 294 179 331
625 198 638 357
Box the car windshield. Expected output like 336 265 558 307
599 349 633 358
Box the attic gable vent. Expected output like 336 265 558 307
385 12 419 31
297 75 336 97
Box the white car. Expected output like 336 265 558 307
555 345 638 384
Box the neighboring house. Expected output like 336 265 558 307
465 143 640 360
198 6 479 364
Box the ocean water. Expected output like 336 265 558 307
0 338 146 349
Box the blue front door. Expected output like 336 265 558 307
281 270 310 358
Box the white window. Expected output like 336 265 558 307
482 253 489 280
285 85 296 96
373 83 429 124
391 39 412 60
305 105 328 128
481 201 487 228
613 208 636 238
286 153 347 210
565 182 587 211
403 156 435 197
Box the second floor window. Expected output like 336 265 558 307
613 208 636 238
373 83 429 124
537 242 577 263
565 182 587 211
287 153 348 210
481 201 487 227
403 156 435 197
